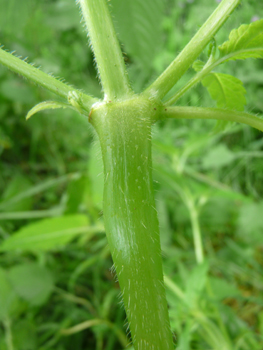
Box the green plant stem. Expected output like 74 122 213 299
166 58 217 105
166 52 255 105
61 319 128 348
90 96 174 350
78 0 131 100
145 0 240 100
3 319 14 350
0 47 96 111
186 200 204 264
161 106 263 132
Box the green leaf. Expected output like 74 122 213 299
185 261 209 308
12 320 37 350
0 78 35 104
219 19 263 61
202 73 247 111
0 175 33 212
8 263 54 306
110 0 164 70
26 101 71 120
0 214 90 252
0 0 33 35
45 0 80 31
0 268 19 321
202 144 236 170
64 175 87 214
209 277 240 300
238 201 263 244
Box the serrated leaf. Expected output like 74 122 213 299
202 73 246 111
110 0 164 70
0 214 89 252
219 19 263 61
26 101 71 120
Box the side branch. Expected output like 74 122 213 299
78 0 131 100
145 0 240 100
0 47 97 112
161 106 263 132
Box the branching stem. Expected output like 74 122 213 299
0 47 97 111
145 0 240 100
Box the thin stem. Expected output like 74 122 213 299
78 0 131 100
161 106 263 132
145 0 240 100
0 209 61 220
0 47 96 111
164 275 186 302
166 52 249 105
187 200 204 264
3 319 14 350
166 58 217 105
61 319 128 348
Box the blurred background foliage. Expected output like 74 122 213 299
0 0 263 349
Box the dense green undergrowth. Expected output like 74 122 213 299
0 0 263 349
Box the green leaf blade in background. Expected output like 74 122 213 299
0 175 33 212
8 263 54 306
0 268 19 321
0 214 90 252
202 73 247 111
185 260 209 309
219 19 263 61
110 0 164 71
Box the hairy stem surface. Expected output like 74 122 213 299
78 0 131 100
162 106 263 132
0 47 96 110
90 97 174 350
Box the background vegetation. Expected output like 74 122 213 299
0 0 263 349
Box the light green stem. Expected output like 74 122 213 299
0 47 96 111
145 0 240 100
166 52 255 105
90 96 174 350
161 106 263 132
187 201 204 264
3 319 14 350
78 0 131 100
